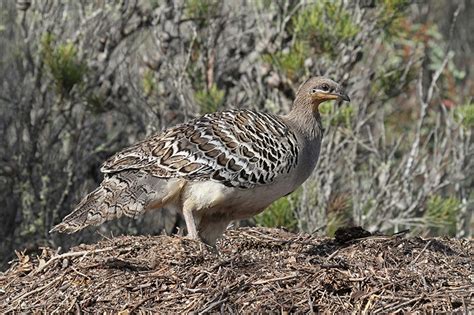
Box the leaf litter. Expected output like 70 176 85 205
0 227 472 313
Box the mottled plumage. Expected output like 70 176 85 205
102 110 299 188
51 77 350 246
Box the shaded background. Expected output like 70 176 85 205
0 0 472 270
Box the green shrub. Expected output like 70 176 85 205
377 0 411 39
292 1 359 57
142 69 156 97
319 102 354 128
195 84 225 114
262 42 308 81
424 195 460 236
263 1 360 80
326 212 347 237
254 192 299 231
372 58 417 99
455 103 474 128
41 33 86 97
326 194 353 236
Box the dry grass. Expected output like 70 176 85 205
0 227 472 313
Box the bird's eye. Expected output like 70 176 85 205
320 84 330 92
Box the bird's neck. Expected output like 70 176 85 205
282 97 323 141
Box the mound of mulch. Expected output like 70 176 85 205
0 227 472 313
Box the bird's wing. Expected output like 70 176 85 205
101 110 299 188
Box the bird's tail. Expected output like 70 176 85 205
50 171 183 234
50 185 111 233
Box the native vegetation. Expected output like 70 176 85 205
0 0 472 269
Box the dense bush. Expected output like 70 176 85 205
0 0 472 269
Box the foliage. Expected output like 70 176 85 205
292 1 359 58
424 195 460 236
319 102 354 128
0 0 472 271
377 0 412 39
142 69 156 97
326 195 353 236
264 1 360 80
195 84 225 114
41 33 86 97
372 55 417 98
455 103 474 128
254 193 299 231
262 42 308 82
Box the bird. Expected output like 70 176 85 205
50 77 350 246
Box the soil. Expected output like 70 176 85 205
0 227 472 313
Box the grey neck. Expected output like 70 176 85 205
281 96 323 141
280 96 324 189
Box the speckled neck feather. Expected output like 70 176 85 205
283 93 323 141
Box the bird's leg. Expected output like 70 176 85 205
182 205 199 240
207 243 220 256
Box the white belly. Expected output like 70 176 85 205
180 172 298 220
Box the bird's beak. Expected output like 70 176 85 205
311 87 350 105
334 86 350 102
338 92 350 102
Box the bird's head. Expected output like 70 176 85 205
295 77 350 111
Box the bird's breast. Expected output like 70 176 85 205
290 134 322 188
181 174 297 219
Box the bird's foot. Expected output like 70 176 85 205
206 243 220 256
